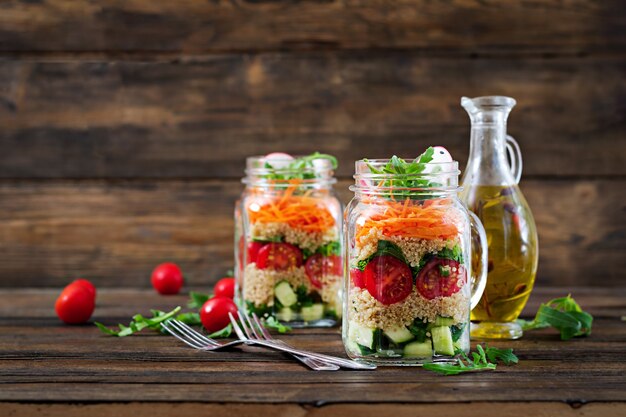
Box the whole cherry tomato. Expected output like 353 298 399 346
55 285 95 324
67 278 96 299
200 296 238 333
214 277 235 299
151 263 184 295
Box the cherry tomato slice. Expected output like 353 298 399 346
247 241 265 264
304 254 343 289
151 263 184 295
416 258 466 300
55 285 95 324
200 296 239 333
350 268 365 289
255 243 303 271
363 255 413 305
214 277 235 299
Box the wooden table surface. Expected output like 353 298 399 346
0 286 624 417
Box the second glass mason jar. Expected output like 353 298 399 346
235 154 343 327
343 156 488 364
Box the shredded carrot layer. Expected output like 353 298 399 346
356 197 459 240
247 180 336 233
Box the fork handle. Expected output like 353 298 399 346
244 340 376 370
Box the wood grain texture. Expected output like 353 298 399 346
1 55 624 179
0 179 623 288
0 0 623 55
0 288 624 404
1 402 625 417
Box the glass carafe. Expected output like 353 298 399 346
460 96 539 340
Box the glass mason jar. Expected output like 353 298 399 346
235 155 343 327
342 158 488 364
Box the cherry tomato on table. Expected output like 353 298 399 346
55 285 95 324
67 278 96 298
256 243 303 271
200 296 239 333
416 258 466 300
214 277 235 299
305 254 343 289
364 255 413 305
151 263 184 295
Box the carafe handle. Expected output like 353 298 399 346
468 211 488 310
506 135 523 184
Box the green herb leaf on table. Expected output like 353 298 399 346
175 312 202 327
264 316 293 334
516 294 593 340
187 291 211 309
208 324 233 338
423 344 517 376
95 306 182 337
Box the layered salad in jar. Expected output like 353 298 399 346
238 153 343 326
344 148 471 362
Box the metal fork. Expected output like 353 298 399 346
161 319 338 371
229 312 376 370
161 319 244 350
239 312 339 371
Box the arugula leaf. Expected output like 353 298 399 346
187 291 211 309
436 245 464 264
263 316 293 334
407 319 429 343
422 344 516 376
208 324 233 338
516 294 593 340
175 312 202 326
484 345 519 365
95 306 182 337
364 148 442 199
245 300 272 317
356 240 406 271
296 285 314 308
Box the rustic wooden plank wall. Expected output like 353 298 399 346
0 0 624 288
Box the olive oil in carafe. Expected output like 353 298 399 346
464 185 538 335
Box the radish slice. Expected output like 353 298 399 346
263 152 294 169
431 146 453 163
422 146 453 175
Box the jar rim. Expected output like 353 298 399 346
352 158 460 193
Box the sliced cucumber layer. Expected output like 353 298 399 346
431 326 455 356
274 281 297 307
346 318 468 359
384 326 415 344
301 304 324 321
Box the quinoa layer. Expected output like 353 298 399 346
243 263 341 308
354 226 460 267
348 286 469 330
250 222 338 252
